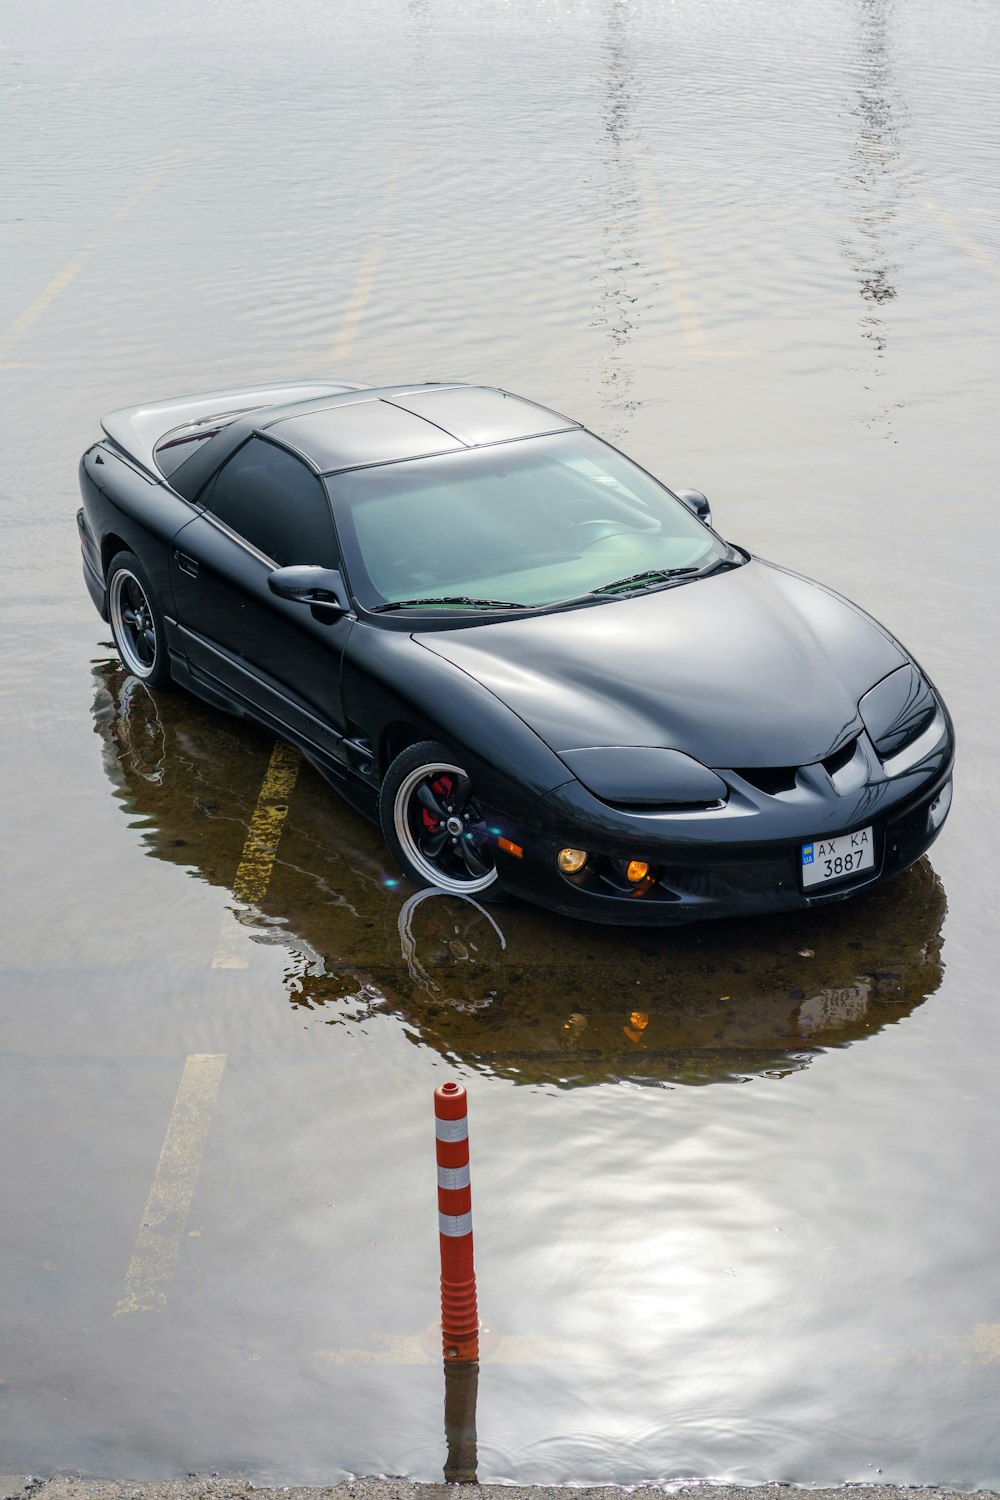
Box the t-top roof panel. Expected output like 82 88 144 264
386 386 578 445
270 399 465 473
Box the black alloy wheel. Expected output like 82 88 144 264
106 550 172 689
379 740 501 896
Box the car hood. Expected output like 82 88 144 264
414 560 907 769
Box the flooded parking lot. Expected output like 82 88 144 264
3 0 1000 1485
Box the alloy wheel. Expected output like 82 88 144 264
393 760 498 894
109 568 158 679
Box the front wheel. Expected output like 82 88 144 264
107 550 172 689
379 740 502 897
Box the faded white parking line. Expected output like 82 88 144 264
115 1053 227 1315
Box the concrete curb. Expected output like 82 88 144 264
4 1480 1000 1500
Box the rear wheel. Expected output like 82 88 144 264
379 740 501 896
107 550 171 689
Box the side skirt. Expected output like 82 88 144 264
168 653 380 825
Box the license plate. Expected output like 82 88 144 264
801 826 874 889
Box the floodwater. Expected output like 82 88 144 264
2 0 1000 1486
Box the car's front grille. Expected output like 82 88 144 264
734 735 862 797
821 736 859 777
733 764 799 795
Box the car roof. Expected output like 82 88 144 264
169 383 580 499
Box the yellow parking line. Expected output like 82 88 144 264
229 740 301 903
329 244 381 364
0 157 178 360
634 162 707 353
876 1323 1000 1366
329 147 408 362
318 1326 1000 1368
211 739 301 969
314 1334 578 1366
316 1336 430 1366
115 1053 227 1315
214 160 408 960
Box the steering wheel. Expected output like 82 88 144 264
566 519 635 547
388 534 478 586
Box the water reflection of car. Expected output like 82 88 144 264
78 379 954 925
93 663 947 1087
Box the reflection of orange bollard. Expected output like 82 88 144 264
443 1356 479 1483
623 1009 649 1043
435 1081 479 1362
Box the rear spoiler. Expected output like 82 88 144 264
100 379 370 480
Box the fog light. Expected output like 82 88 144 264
928 778 953 831
626 860 650 883
557 847 589 874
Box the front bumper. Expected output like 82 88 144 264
78 509 108 619
492 725 954 926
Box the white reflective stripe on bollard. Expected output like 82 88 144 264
437 1164 471 1191
436 1117 469 1143
439 1211 474 1238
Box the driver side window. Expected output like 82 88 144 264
203 437 340 568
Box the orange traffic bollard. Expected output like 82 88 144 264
435 1081 479 1362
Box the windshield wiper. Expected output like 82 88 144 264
696 550 745 577
372 595 532 613
589 549 745 597
589 566 701 596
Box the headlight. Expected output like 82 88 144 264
557 847 589 874
859 664 936 760
558 746 727 807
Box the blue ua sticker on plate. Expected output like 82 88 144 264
801 825 874 889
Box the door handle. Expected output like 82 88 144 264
174 550 199 578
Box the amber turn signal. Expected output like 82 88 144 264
626 860 650 883
497 836 523 858
557 847 589 874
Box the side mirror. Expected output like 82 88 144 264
268 565 349 615
675 488 712 527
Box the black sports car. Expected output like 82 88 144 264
77 379 954 925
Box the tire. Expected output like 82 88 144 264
379 740 503 897
106 550 172 689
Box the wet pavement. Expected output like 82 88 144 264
3 0 1000 1487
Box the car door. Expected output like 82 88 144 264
169 434 354 762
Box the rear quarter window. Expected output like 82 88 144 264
154 427 223 479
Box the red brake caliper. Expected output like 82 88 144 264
421 775 453 832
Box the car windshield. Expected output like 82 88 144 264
328 432 727 612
